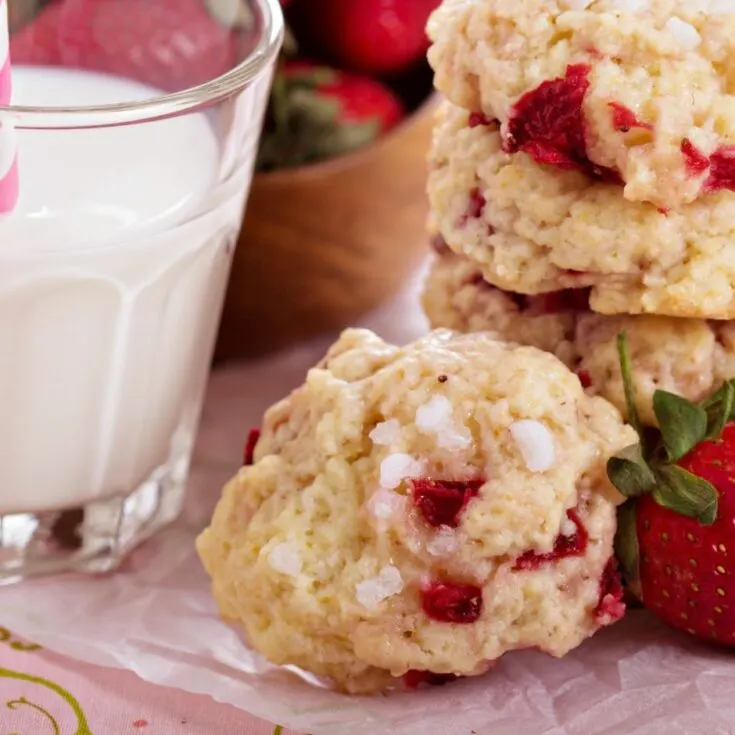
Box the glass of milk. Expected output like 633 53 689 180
0 0 283 582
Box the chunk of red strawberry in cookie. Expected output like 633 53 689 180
243 428 261 466
595 557 625 625
410 478 484 528
514 509 588 571
610 333 735 644
421 580 483 623
504 64 621 184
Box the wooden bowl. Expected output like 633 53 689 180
214 93 439 362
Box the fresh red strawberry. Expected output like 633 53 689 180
289 0 440 75
55 0 237 93
10 0 66 66
283 60 404 130
257 60 404 171
609 333 735 645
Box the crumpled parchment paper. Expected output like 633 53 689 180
1 263 735 735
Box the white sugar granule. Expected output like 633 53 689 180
369 419 402 446
367 488 406 530
415 395 472 450
509 420 557 472
426 526 460 557
356 566 404 610
664 16 701 49
368 488 404 520
607 0 651 12
560 515 578 537
268 542 303 578
379 453 423 489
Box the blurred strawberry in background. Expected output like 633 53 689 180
256 0 440 170
11 0 238 91
288 0 440 75
257 60 404 170
9 0 440 168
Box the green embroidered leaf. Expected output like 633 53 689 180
614 501 641 600
652 464 718 525
653 390 708 461
607 443 656 498
616 332 643 439
701 380 735 440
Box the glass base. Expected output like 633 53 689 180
0 455 190 585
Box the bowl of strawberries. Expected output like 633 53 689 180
214 0 441 361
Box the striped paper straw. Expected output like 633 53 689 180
0 0 18 213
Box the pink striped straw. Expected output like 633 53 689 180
0 0 18 213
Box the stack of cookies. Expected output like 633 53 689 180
422 0 735 425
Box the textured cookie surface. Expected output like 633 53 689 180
423 252 735 425
428 0 735 210
428 101 735 318
197 328 634 693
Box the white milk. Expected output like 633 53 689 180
0 66 249 514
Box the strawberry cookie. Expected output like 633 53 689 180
197 328 634 693
423 250 735 426
427 0 735 210
428 101 735 318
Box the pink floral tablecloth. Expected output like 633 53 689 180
0 628 299 734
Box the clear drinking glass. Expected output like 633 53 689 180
0 0 282 581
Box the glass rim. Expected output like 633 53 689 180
0 0 284 130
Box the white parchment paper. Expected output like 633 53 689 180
1 263 735 735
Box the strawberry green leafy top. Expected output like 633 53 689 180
606 332 734 526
